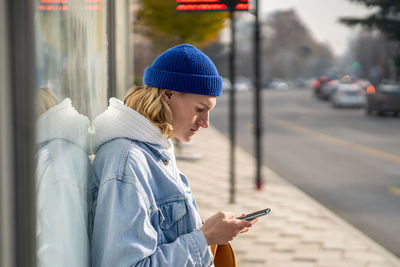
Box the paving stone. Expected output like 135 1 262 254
316 260 368 267
368 263 397 267
345 250 387 262
176 127 400 267
266 260 316 267
323 239 369 251
273 243 321 252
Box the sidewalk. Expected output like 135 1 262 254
176 126 400 267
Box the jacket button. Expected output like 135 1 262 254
162 159 168 165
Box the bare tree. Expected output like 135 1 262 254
349 29 398 84
262 9 334 82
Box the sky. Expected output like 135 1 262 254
260 0 375 57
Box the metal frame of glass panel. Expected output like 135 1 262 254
0 0 15 266
1 0 37 266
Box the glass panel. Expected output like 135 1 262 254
33 0 108 266
115 0 134 100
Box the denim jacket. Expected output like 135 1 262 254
90 98 213 267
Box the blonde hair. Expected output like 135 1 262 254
36 87 59 116
124 86 174 138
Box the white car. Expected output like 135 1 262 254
235 76 254 91
331 82 366 108
222 76 254 92
269 79 289 90
222 77 232 92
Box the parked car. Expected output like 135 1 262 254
235 76 254 91
330 82 365 108
222 76 253 92
268 78 289 90
222 77 231 92
293 77 306 89
365 80 400 116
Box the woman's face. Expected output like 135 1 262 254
163 90 216 142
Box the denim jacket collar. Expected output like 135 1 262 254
144 142 173 165
93 97 172 152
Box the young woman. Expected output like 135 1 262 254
90 44 256 266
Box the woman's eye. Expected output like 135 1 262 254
196 107 203 112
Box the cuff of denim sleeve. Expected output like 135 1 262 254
185 229 213 266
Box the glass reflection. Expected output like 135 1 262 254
34 1 108 264
34 2 107 120
33 0 133 264
35 88 90 267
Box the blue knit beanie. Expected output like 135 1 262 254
143 44 223 96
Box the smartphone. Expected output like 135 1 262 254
237 208 271 220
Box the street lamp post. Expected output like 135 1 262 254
176 0 254 202
229 9 236 203
254 0 263 190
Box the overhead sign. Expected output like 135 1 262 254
37 0 102 11
176 0 253 12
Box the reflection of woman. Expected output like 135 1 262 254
35 88 90 267
90 44 256 266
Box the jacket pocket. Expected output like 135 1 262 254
158 199 187 242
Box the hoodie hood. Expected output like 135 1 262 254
93 98 171 152
36 98 90 152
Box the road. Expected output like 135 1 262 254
210 88 400 257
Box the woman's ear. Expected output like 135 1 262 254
162 90 174 102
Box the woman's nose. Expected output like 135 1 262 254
198 113 209 128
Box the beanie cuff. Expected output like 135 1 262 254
143 67 223 96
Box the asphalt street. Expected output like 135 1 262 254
210 88 400 257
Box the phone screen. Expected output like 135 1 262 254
237 208 271 220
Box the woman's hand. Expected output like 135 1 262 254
200 211 258 246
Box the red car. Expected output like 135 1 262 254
312 76 328 98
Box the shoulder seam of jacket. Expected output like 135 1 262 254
116 138 132 180
98 177 153 211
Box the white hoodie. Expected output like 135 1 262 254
93 97 181 183
93 97 171 152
